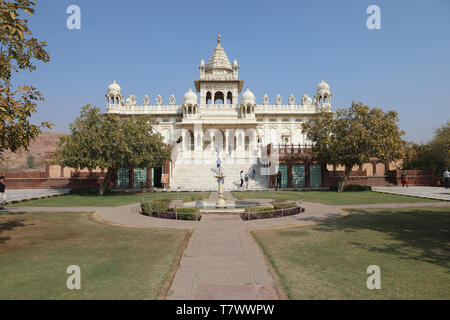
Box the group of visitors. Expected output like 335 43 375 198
216 158 257 189
240 170 256 190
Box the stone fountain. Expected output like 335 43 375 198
215 169 227 208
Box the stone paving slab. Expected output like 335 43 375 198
372 186 450 201
2 189 70 203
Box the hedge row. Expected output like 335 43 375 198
241 204 304 220
141 201 201 221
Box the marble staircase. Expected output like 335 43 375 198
170 159 269 191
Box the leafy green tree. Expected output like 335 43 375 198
302 102 404 192
0 0 53 162
53 105 171 195
402 120 450 180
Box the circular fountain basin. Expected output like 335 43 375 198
181 200 261 214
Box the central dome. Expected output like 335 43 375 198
205 34 232 73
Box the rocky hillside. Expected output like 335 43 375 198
0 131 67 172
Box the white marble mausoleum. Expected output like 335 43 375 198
104 35 333 190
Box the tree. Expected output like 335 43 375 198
402 120 450 180
0 0 52 162
53 105 171 195
301 102 404 192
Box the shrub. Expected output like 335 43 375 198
243 206 274 220
140 201 170 216
149 201 170 215
141 202 152 216
274 196 288 203
175 207 201 220
242 204 304 220
245 206 273 213
175 206 198 213
140 203 201 220
273 201 297 210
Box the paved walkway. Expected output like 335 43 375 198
167 214 280 300
372 186 450 201
2 189 70 203
4 200 450 300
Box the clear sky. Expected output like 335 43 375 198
14 0 450 143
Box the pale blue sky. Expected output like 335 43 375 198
15 0 450 143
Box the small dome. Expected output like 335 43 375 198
242 88 256 104
317 79 330 92
108 80 121 94
183 88 197 105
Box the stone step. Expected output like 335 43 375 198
171 161 269 190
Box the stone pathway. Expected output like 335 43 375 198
167 214 280 300
4 200 450 300
372 186 450 201
2 189 70 203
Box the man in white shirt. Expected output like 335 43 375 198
443 168 450 189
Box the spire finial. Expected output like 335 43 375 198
217 33 221 44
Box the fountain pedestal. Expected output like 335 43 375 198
215 172 227 209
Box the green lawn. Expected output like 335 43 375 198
252 206 450 299
0 210 190 299
10 192 209 207
232 190 438 205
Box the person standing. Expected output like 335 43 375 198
217 158 221 169
0 176 6 207
240 171 244 188
276 171 282 191
443 168 450 189
227 144 232 159
400 171 408 188
245 173 249 189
